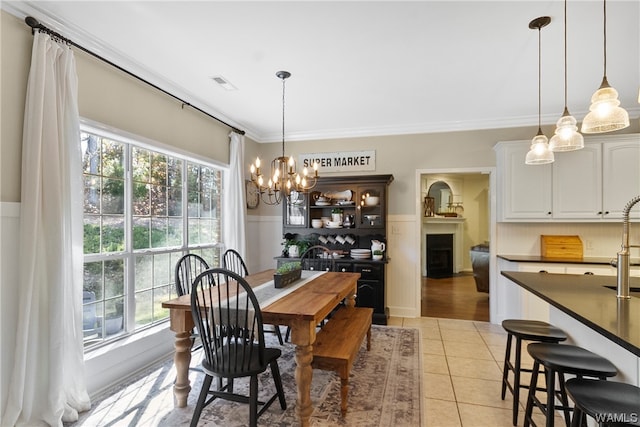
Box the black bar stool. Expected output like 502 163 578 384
565 378 640 427
524 343 618 427
501 320 568 426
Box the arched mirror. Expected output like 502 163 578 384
427 181 452 214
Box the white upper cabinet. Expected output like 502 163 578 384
496 141 552 220
552 143 601 219
495 134 640 222
602 138 640 219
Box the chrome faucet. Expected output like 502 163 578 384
616 195 640 299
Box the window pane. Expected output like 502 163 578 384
134 289 152 327
132 147 150 183
102 216 125 253
102 177 124 215
134 255 152 292
150 218 168 248
104 297 124 338
104 259 125 299
83 215 101 255
133 217 150 250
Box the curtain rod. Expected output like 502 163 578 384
24 16 245 136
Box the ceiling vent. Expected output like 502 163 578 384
211 75 237 91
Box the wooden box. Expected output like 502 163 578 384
540 235 583 259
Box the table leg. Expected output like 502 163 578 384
345 286 356 308
291 320 316 427
173 331 192 407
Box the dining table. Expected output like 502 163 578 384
161 268 361 427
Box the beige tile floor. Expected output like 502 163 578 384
387 316 567 427
71 317 568 426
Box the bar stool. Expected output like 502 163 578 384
501 320 568 426
524 343 618 427
565 378 640 427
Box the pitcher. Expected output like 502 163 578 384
371 240 386 253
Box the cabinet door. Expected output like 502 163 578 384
357 184 385 228
552 143 602 219
496 142 552 220
602 138 640 220
356 280 383 313
283 190 308 227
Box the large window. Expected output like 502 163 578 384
81 124 224 349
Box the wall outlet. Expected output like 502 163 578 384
391 225 400 234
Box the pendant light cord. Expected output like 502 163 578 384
281 75 286 158
603 0 608 78
537 24 542 131
563 0 568 109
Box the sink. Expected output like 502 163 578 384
603 285 640 297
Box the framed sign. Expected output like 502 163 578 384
299 150 376 173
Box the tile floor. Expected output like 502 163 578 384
387 316 566 427
71 317 567 426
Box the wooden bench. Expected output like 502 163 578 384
311 306 373 416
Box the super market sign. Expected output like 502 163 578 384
299 150 375 173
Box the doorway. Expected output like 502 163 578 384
415 168 496 322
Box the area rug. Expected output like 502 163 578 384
162 325 421 427
75 325 421 427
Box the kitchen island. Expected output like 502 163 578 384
501 271 640 384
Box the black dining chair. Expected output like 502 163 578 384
175 253 210 298
175 253 211 370
223 248 284 345
222 249 250 277
189 268 287 427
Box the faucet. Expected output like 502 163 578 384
616 195 640 299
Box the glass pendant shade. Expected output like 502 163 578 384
550 108 584 151
581 77 630 133
526 130 554 165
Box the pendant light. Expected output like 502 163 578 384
249 71 319 205
581 0 629 133
549 0 584 152
525 16 554 165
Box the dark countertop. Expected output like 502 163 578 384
501 271 640 357
498 254 640 266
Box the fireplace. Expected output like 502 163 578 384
426 234 454 278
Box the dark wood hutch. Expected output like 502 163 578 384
277 174 393 325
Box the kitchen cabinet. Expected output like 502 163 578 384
495 134 640 222
602 139 640 219
279 174 394 325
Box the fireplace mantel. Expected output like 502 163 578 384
422 217 466 275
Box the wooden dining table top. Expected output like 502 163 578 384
161 268 361 327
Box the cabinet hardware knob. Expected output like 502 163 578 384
547 212 552 215
604 211 609 215
584 272 594 275
539 270 548 273
597 211 603 215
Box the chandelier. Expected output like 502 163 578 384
249 71 318 205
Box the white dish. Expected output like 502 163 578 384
351 249 371 253
323 190 352 201
315 201 331 206
364 196 379 206
337 200 355 206
326 225 342 229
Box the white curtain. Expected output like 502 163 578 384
2 32 90 426
223 132 247 261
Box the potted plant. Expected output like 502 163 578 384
372 250 384 261
282 238 312 257
274 261 302 288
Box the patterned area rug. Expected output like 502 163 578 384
161 325 421 426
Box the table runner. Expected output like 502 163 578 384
213 270 325 326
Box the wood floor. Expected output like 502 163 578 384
421 273 490 321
